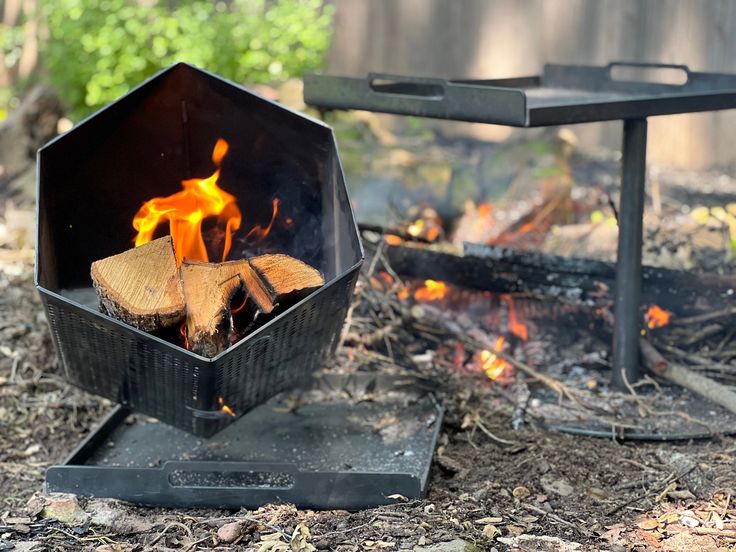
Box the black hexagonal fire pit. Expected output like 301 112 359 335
35 63 363 437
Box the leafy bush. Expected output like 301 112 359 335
40 0 334 119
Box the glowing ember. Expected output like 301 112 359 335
477 203 493 218
407 217 441 242
230 291 250 315
414 279 448 301
217 396 236 417
480 337 510 380
384 234 403 246
179 322 189 349
407 219 425 237
501 295 529 341
133 138 242 266
645 305 671 329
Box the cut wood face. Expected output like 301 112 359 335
232 260 275 315
181 261 244 358
92 241 325 357
250 254 325 302
90 236 185 332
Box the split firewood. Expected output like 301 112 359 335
92 241 324 356
180 261 244 357
91 235 185 332
249 254 325 306
235 259 276 316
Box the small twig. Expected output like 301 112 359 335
183 534 213 551
521 503 592 536
149 521 194 547
673 306 736 326
606 465 697 515
366 235 386 279
682 323 725 346
474 419 518 446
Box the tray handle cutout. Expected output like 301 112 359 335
607 62 690 86
368 73 445 100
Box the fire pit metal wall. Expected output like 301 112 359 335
36 64 363 436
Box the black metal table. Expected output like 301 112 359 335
304 62 736 388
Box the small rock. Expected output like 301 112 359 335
88 500 153 534
41 494 88 526
540 474 574 497
217 521 242 544
436 455 462 475
679 510 700 528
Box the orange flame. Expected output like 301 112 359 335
480 337 510 380
245 198 279 241
133 138 242 266
384 234 402 246
501 295 529 341
645 305 671 329
217 396 236 417
414 279 448 301
179 322 189 349
230 291 250 315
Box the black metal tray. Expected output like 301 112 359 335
305 62 736 127
45 375 443 510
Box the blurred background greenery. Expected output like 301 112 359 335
0 0 334 120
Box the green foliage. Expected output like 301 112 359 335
40 0 334 119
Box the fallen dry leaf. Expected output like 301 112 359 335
475 517 503 524
637 529 662 548
637 518 660 530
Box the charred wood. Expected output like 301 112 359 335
384 239 735 316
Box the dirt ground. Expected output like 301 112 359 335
2 247 736 551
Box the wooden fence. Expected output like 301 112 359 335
327 0 736 170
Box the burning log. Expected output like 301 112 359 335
90 236 186 332
180 261 244 357
383 237 735 317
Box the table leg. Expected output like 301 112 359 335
612 118 647 389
